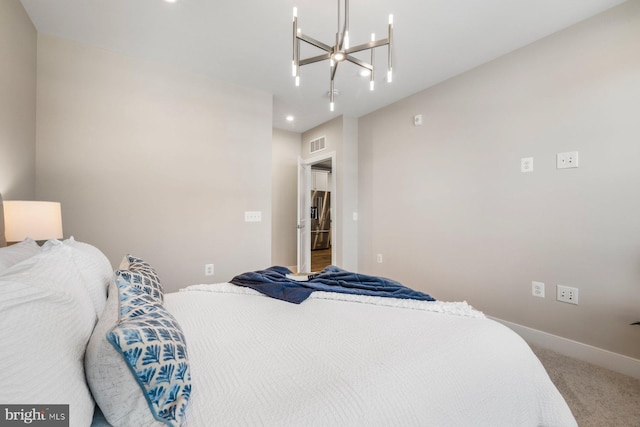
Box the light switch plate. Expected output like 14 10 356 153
245 211 262 222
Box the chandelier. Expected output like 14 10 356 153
292 0 394 111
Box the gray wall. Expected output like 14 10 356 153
0 0 36 200
271 128 300 267
340 116 359 271
359 1 640 359
35 35 273 291
302 116 358 271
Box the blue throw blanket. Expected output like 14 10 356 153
230 265 435 304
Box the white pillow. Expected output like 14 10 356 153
0 244 96 427
0 194 5 247
43 237 113 318
0 237 40 273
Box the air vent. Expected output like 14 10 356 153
309 136 326 153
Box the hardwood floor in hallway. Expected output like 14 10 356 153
311 248 331 272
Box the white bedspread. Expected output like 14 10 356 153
164 283 577 427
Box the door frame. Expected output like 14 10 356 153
298 151 337 271
296 158 311 273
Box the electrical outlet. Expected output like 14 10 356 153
521 157 534 173
557 285 579 305
205 264 214 276
557 151 579 169
376 254 383 263
532 281 545 298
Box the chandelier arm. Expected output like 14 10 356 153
370 45 375 90
330 76 335 111
292 18 297 71
297 43 301 78
344 0 349 35
346 39 389 55
330 61 340 81
388 19 393 76
337 0 341 36
339 0 349 50
345 56 373 71
299 53 332 67
297 34 333 53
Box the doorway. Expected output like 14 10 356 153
310 162 332 271
297 152 336 273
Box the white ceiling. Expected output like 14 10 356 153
21 0 627 133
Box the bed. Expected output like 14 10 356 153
0 194 577 427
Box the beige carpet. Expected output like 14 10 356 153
531 346 640 427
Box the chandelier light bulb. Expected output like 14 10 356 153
387 69 393 83
344 31 350 50
292 61 296 77
330 102 335 112
370 80 375 91
295 76 300 87
389 14 393 25
371 33 375 42
293 7 297 19
333 52 345 62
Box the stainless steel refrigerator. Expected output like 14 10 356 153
310 191 331 250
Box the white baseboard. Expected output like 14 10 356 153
490 316 640 380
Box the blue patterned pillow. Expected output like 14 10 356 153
117 254 164 303
107 278 191 426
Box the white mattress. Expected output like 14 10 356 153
164 283 577 427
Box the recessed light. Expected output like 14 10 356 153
286 115 295 122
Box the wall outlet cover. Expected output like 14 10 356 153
557 285 579 305
205 263 214 276
521 157 534 173
532 281 545 298
557 151 579 169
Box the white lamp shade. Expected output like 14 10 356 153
3 201 63 242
